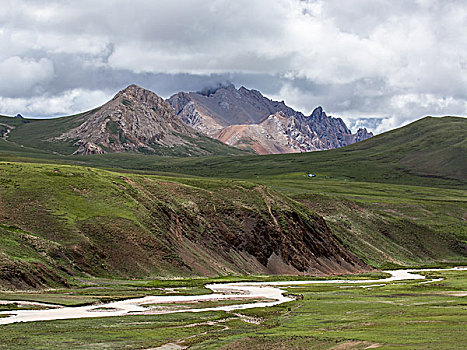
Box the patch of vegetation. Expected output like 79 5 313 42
0 303 53 312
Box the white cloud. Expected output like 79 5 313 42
0 89 112 117
0 0 466 130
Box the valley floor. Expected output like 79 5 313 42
0 268 466 349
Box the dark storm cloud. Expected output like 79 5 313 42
1 0 466 132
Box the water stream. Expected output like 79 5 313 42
0 267 464 325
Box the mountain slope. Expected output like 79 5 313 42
0 86 245 157
345 116 467 181
58 84 201 155
168 85 373 153
0 162 368 289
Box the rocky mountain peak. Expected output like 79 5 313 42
353 127 373 142
57 85 205 155
113 84 165 106
311 106 324 117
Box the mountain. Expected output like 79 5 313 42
0 162 368 289
58 84 201 155
168 84 373 154
1 84 372 157
0 85 245 157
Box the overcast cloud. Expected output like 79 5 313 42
1 0 466 133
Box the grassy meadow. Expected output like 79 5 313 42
0 270 465 349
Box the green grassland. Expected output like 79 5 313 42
0 270 465 349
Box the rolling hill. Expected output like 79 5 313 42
0 162 369 289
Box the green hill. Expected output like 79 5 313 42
0 162 371 289
0 115 465 290
346 116 466 181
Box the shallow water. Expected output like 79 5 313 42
0 267 465 325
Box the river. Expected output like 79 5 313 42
0 267 465 325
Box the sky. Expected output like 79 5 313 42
1 0 467 133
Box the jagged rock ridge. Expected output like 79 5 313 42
168 85 373 154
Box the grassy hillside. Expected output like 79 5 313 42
0 113 91 154
169 173 466 268
264 176 467 267
347 116 466 180
1 161 465 291
0 161 371 290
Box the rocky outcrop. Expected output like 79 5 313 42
347 127 373 144
168 85 373 154
58 85 225 156
0 123 13 138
